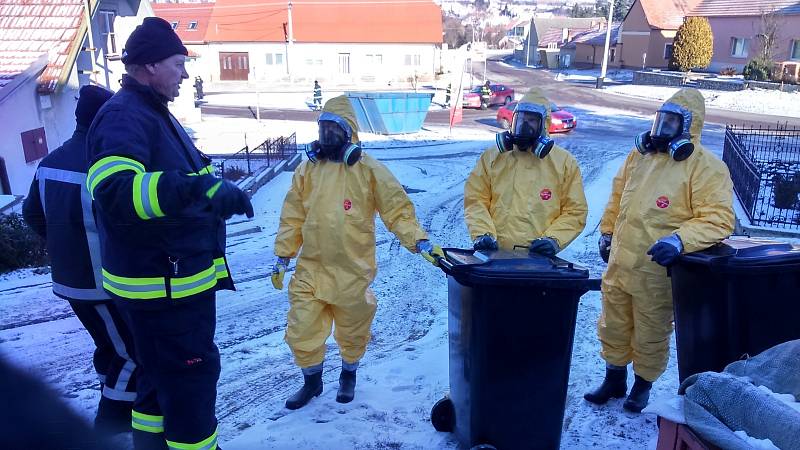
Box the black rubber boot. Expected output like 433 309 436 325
584 365 628 405
285 371 323 410
623 375 653 413
94 396 133 436
336 369 356 404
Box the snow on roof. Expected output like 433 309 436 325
689 0 800 17
204 0 443 44
538 26 595 48
151 2 214 45
562 23 621 49
0 0 85 94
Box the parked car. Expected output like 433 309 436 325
496 102 577 134
463 84 515 109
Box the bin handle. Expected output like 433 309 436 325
435 255 454 275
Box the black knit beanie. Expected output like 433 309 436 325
121 17 188 65
75 85 113 127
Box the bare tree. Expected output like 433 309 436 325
755 7 783 63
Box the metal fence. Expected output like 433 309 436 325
723 124 800 229
210 133 298 181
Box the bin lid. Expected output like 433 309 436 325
444 248 590 284
678 237 800 268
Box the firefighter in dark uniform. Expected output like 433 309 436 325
22 85 137 436
86 17 253 450
480 80 492 109
313 80 323 110
445 83 452 107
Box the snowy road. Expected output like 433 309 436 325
1 104 728 449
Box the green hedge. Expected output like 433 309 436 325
0 213 48 273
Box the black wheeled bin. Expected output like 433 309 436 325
670 237 800 382
430 248 600 450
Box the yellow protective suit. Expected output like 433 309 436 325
274 95 429 368
464 88 588 250
598 88 735 382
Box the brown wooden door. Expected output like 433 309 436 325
219 52 250 81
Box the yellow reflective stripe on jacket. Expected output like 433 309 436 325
214 257 229 280
102 269 167 300
170 265 218 299
87 156 145 199
187 165 216 176
167 427 218 450
133 172 166 220
131 410 164 434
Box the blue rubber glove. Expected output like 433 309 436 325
599 233 612 263
647 234 683 266
416 240 444 266
529 237 559 257
193 175 254 220
473 234 498 251
271 257 290 290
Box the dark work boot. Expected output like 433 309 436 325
584 364 628 405
285 369 323 410
623 375 653 413
336 369 357 404
94 396 133 436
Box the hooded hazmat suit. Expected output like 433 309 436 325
464 88 588 250
274 96 429 368
598 88 735 382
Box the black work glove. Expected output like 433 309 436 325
529 237 559 257
473 233 498 251
192 175 254 220
598 233 612 263
646 234 683 267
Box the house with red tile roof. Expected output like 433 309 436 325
0 0 150 200
153 0 443 84
617 0 703 69
688 0 800 73
514 16 604 66
560 23 622 69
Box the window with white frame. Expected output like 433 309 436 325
188 21 198 30
664 43 674 60
366 54 383 65
791 40 800 60
99 10 117 54
731 37 749 58
266 53 285 65
171 21 179 29
404 54 421 66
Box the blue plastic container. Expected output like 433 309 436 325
345 92 433 135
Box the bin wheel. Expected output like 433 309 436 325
431 396 455 432
470 445 497 450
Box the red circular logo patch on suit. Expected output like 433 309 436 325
540 189 552 201
656 196 670 209
343 199 352 211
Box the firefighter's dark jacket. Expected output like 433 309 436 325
23 126 109 301
86 75 233 308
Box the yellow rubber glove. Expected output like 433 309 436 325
271 257 290 290
416 240 444 266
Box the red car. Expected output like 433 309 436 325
463 84 515 109
496 102 577 133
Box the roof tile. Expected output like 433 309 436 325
0 0 85 93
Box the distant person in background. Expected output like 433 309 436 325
445 83 452 107
194 76 204 100
22 84 137 437
313 80 322 111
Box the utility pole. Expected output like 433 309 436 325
596 0 615 89
287 1 294 82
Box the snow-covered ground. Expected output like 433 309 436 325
3 102 784 449
554 68 635 84
604 84 800 118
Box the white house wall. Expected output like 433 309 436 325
198 42 437 84
0 75 52 196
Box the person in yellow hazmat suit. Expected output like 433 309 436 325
270 95 443 410
585 88 735 413
464 88 588 255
